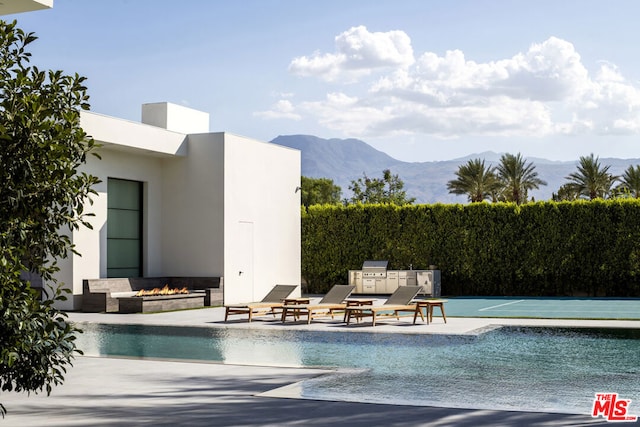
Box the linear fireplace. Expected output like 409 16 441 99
118 292 205 313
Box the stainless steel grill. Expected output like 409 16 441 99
361 260 388 278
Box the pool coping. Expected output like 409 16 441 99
66 306 640 338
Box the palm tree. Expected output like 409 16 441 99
616 165 640 198
496 153 547 204
447 158 502 203
564 153 618 200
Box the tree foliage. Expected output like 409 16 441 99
616 165 640 199
564 153 617 200
300 176 342 207
449 154 547 204
552 183 580 201
447 158 501 202
496 153 547 204
0 20 100 415
348 169 415 205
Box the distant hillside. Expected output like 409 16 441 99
270 135 640 204
271 134 402 181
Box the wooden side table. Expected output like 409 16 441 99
413 300 448 324
343 298 374 322
280 297 311 321
283 297 311 305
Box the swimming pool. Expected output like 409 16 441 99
75 324 640 415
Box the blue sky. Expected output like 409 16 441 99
10 0 640 161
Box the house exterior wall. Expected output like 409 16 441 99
160 133 225 277
53 148 167 310
142 102 209 134
88 150 167 277
223 133 301 304
162 130 302 304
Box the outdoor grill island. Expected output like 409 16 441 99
348 260 441 296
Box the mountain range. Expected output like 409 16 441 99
270 135 640 204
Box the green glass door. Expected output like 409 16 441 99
107 178 143 277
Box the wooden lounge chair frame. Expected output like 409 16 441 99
345 286 423 326
224 284 297 322
281 285 355 324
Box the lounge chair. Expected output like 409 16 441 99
344 286 423 326
281 285 355 324
224 284 297 322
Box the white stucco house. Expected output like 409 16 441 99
53 102 301 310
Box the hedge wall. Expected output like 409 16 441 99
301 200 640 296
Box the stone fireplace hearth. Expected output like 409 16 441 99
118 293 205 313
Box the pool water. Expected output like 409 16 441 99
75 324 640 415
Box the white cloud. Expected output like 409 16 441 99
270 91 295 99
301 92 554 139
253 99 301 120
287 30 640 139
300 92 390 134
289 25 414 82
372 37 595 107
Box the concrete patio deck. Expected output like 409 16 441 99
2 304 635 426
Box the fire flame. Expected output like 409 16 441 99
135 284 189 297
